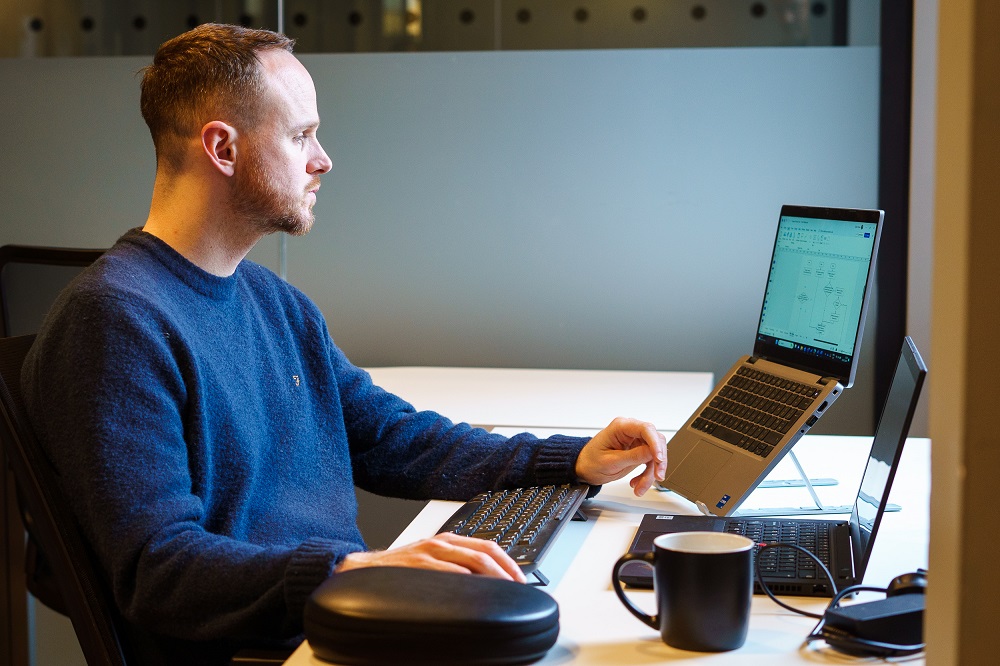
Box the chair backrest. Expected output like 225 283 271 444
0 334 132 666
0 245 105 337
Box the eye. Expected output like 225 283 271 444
294 129 318 147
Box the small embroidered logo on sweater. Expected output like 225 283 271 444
292 375 300 387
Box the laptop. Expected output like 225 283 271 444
620 336 927 597
659 205 884 517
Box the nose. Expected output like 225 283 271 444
310 141 332 175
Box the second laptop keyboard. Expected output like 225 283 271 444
436 484 590 575
725 518 838 580
691 366 821 458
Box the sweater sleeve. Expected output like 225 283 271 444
22 291 357 643
327 337 591 500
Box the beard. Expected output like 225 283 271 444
232 147 320 237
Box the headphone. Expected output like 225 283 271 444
810 569 927 658
885 570 928 596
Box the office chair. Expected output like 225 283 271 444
0 244 105 338
1 244 107 612
0 334 133 666
0 245 109 666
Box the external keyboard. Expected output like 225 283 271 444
436 484 590 579
691 366 821 458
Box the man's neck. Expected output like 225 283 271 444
143 174 262 277
142 219 259 277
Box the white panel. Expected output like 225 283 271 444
0 57 153 247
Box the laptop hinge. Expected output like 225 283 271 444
818 376 837 386
747 356 760 364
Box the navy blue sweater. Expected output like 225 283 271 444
22 229 588 663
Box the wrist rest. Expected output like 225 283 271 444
304 566 559 665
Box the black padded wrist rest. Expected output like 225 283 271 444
304 566 559 665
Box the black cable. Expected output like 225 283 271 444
803 584 888 647
755 543 926 657
804 582 926 657
807 626 925 658
754 542 836 619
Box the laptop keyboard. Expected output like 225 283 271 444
725 518 832 579
691 366 820 458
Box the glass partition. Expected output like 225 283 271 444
1 1 875 58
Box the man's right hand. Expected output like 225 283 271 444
335 532 527 583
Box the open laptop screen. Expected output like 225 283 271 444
851 337 927 579
754 205 883 386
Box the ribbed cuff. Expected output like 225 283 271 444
284 537 359 623
534 436 589 486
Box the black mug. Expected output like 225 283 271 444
612 531 754 652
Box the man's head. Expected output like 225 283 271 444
141 24 331 238
140 23 293 175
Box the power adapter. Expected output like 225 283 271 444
822 593 924 647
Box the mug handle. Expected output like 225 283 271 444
611 553 659 630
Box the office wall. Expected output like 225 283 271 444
300 47 883 435
0 56 283 270
0 47 883 435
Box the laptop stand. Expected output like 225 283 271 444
732 450 899 517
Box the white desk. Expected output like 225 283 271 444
366 366 714 431
285 432 930 665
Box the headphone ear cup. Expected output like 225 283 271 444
886 570 928 596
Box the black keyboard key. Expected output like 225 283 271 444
692 368 819 458
437 484 590 575
694 366 822 458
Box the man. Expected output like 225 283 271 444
22 23 667 664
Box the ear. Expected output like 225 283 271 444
201 121 239 177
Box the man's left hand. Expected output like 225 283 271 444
574 417 667 496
